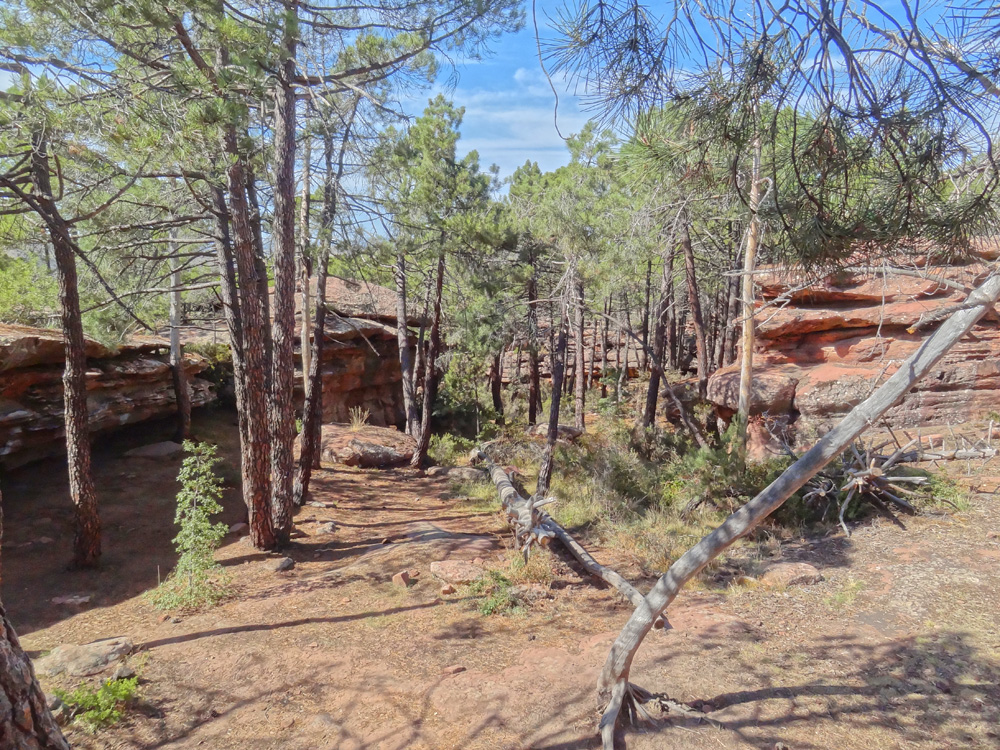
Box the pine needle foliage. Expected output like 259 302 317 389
148 441 230 611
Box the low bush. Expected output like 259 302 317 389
55 677 139 732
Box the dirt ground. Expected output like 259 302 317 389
3 408 1000 750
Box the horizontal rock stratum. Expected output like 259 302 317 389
0 323 214 467
707 260 1000 449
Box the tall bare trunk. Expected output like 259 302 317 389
413 274 433 402
395 254 418 436
489 351 505 425
736 129 762 457
642 252 672 428
295 103 357 501
298 124 312 387
600 297 610 398
640 258 651 371
681 224 708 398
597 269 1000 750
537 292 569 495
526 267 541 426
412 250 445 468
169 227 191 442
31 135 100 568
573 276 586 432
268 5 299 546
225 128 275 550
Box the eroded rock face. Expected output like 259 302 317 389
0 324 214 468
707 263 1000 450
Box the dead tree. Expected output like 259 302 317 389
596 269 1000 749
472 450 665 629
537 290 570 494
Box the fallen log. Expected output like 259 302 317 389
470 449 666 629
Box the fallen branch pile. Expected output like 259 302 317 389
470 449 667 629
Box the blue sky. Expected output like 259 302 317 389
419 17 592 180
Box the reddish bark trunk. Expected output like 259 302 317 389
681 225 709 398
30 135 100 568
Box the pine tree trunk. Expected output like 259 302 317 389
395 254 419 436
413 275 433 404
601 297 610 399
537 293 569 495
412 250 445 468
681 224 709 398
664 255 677 370
224 128 275 550
642 253 672 428
489 352 505 425
574 276 586 432
527 267 541 426
30 135 100 568
640 258 651 371
169 228 191 443
298 124 312 392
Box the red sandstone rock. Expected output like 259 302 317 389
319 424 416 468
707 265 1000 446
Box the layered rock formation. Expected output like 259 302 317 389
0 324 213 467
707 263 1000 447
303 315 405 427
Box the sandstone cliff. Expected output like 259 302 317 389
0 324 214 467
707 263 1000 447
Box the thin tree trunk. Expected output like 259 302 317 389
640 258 651 371
601 297 610 399
537 292 569 495
596 269 1000 750
681 224 709 398
489 351 505 425
413 273 433 403
665 255 677 370
298 122 312 388
642 253 672 428
395 254 419 436
574 275 586 432
268 7 299 547
169 227 191 443
30 135 100 568
211 185 246 445
411 250 445 468
736 129 762 458
616 333 628 403
526 261 541 425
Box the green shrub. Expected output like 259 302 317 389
148 441 231 610
55 677 138 732
470 570 522 615
429 433 476 465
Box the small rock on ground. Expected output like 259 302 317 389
759 562 823 589
317 522 337 534
112 662 137 680
441 664 466 675
392 570 413 587
440 584 456 595
265 557 295 573
51 594 92 605
228 522 248 535
429 560 484 585
34 637 133 677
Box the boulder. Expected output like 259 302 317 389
758 562 824 589
320 424 416 468
392 570 413 588
125 441 184 459
34 637 132 677
429 560 484 585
